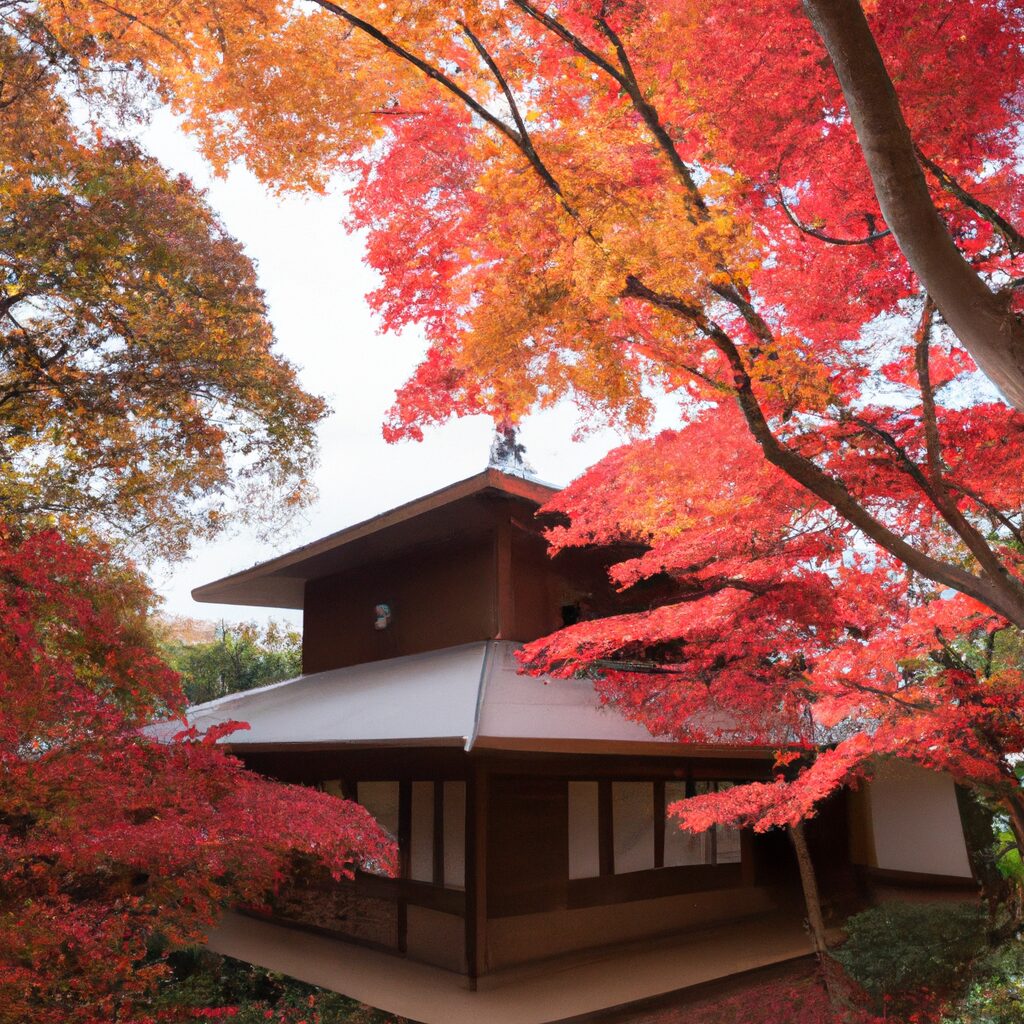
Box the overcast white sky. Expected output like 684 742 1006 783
142 110 678 629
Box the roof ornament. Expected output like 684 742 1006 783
488 421 537 479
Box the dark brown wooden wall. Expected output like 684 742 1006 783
505 530 571 642
486 775 569 917
302 537 497 674
298 488 674 674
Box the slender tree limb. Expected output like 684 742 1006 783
913 297 944 486
844 408 1018 589
507 0 625 84
802 0 1024 411
916 147 1024 256
311 1 596 232
777 189 891 246
499 1 791 351
946 481 1024 546
309 0 523 149
592 12 706 214
457 20 576 215
89 0 188 54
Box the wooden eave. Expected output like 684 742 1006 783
192 469 560 609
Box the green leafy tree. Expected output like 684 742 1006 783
161 617 303 705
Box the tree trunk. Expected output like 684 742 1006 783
789 821 848 1007
791 821 829 958
802 0 1024 411
1002 791 1024 857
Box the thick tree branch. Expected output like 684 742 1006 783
802 0 1024 410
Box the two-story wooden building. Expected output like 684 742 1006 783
178 466 976 1023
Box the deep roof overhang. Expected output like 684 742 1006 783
147 641 776 757
192 468 560 610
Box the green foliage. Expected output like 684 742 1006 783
996 817 1024 884
833 901 986 1008
940 939 1024 1024
153 948 402 1022
161 619 302 705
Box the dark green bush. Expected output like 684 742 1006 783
152 948 401 1022
939 939 1024 1024
832 900 986 1007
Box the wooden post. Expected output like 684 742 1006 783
465 762 489 986
653 780 666 869
433 781 445 887
740 829 756 886
598 779 614 876
493 516 515 639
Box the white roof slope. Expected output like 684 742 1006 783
153 641 769 757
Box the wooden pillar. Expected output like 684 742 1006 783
493 516 515 639
432 781 445 886
653 780 666 869
465 761 489 986
740 828 756 886
397 779 411 953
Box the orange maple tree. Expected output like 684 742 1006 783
0 17 389 1020
27 0 1024 615
1 19 325 559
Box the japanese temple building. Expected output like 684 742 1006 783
181 465 977 1023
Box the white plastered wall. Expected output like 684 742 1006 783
861 760 972 879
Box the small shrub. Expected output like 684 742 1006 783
833 901 986 1008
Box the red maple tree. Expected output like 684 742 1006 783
518 410 1024 843
0 529 394 1024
